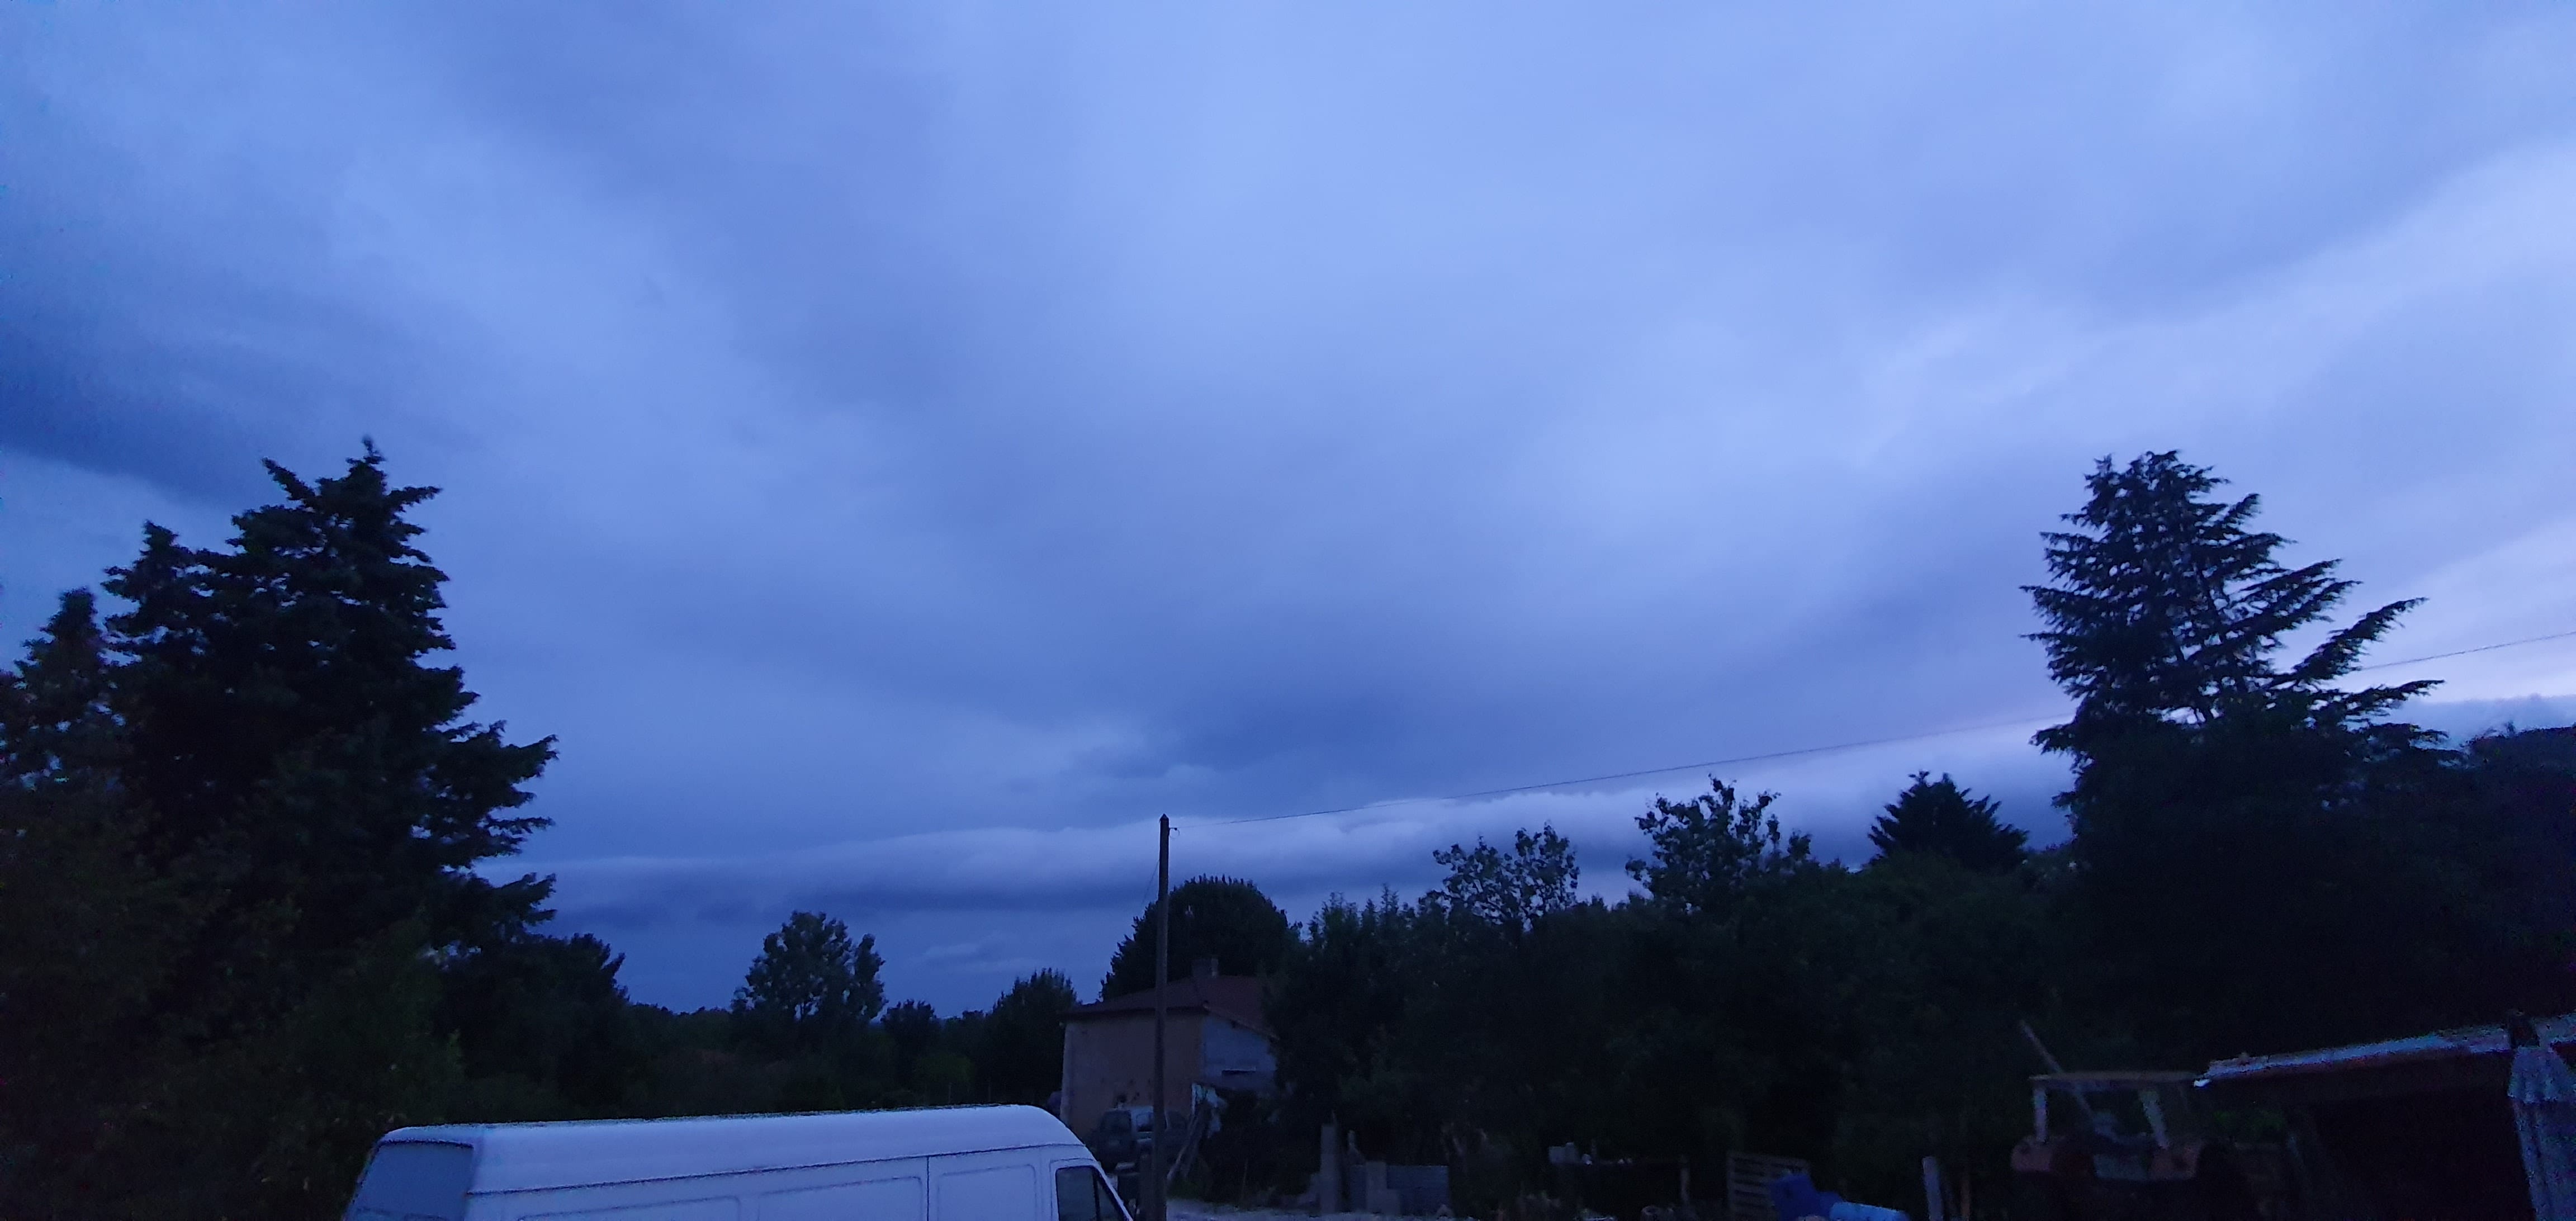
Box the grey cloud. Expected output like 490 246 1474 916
9 3 2576 1010
534 686 2575 1010
531 714 2077 954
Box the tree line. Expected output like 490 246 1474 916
0 449 1079 1219
1079 453 2575 1210
2 448 2569 1219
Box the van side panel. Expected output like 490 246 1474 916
931 1154 1041 1221
347 1141 476 1221
468 1158 936 1221
448 1143 1087 1221
758 1175 926 1220
518 1198 740 1221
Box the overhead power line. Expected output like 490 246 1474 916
2346 628 2576 674
1187 624 2576 829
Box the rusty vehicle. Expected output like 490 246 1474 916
2010 1071 2262 1221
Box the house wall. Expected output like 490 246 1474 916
1201 1016 1276 1094
1059 1011 1205 1138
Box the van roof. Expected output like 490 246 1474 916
375 1105 1084 1194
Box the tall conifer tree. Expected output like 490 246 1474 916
2023 452 2520 1058
23 444 561 1218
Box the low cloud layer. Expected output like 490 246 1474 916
8 4 2575 1012
532 690 2576 1008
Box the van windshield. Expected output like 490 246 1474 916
345 1142 472 1221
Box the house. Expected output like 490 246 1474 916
1057 958 1277 1139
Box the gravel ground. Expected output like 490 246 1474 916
1167 1208 1487 1221
1167 1205 1488 1221
1166 1206 1355 1221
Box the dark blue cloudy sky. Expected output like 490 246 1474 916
7 3 2575 1014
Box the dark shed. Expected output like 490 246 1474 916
2197 1012 2576 1221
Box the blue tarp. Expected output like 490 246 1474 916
1768 1172 1908 1221
1769 1171 1833 1221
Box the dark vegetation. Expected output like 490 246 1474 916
0 451 1081 1219
1102 875 1296 997
2 449 2569 1219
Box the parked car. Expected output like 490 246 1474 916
340 1104 1129 1221
1085 1105 1183 1172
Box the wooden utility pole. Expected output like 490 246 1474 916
1149 815 1171 1221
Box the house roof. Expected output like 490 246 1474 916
1068 975 1270 1035
373 1105 1082 1194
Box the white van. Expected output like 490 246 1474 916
340 1105 1133 1221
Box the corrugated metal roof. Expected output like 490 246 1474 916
2033 1071 2201 1086
2199 1012 2576 1084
